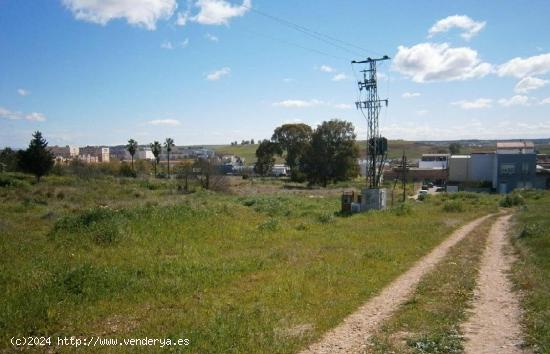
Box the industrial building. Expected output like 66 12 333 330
418 154 449 169
448 141 541 193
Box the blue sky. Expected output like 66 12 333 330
1 0 550 148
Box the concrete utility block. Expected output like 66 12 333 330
361 188 387 211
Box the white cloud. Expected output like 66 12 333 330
175 11 190 26
26 113 47 121
451 98 492 109
319 65 334 73
147 119 181 126
0 106 46 121
282 78 294 83
206 67 231 81
416 109 429 116
514 76 548 93
161 40 173 49
541 97 550 105
181 38 190 48
273 99 323 108
62 0 177 30
331 73 348 81
191 0 251 25
205 33 219 42
393 42 492 83
497 53 550 78
428 15 486 40
381 120 550 140
17 89 30 96
272 99 350 109
402 92 421 99
498 95 530 107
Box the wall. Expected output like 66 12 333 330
448 156 470 182
470 153 494 182
493 154 537 193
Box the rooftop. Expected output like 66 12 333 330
496 141 534 149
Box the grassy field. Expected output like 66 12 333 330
0 173 501 352
210 140 442 163
210 141 550 165
511 190 550 354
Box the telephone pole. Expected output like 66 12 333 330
352 56 390 189
402 150 407 202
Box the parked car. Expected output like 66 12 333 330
418 190 428 196
436 187 445 192
428 182 434 188
421 185 429 190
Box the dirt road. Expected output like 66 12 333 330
461 214 528 354
299 214 493 354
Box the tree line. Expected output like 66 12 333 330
255 119 360 186
126 138 174 178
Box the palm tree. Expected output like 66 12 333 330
164 138 175 177
150 141 162 177
126 139 138 171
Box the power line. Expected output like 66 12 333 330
243 4 382 58
238 26 349 61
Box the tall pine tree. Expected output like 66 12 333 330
18 131 54 182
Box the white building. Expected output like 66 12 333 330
69 146 79 157
496 141 535 154
271 164 289 176
419 154 449 169
100 147 110 162
137 148 154 160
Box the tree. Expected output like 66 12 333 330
150 141 162 177
301 120 359 186
0 147 19 172
17 131 54 182
449 142 461 155
271 123 312 178
126 139 138 171
251 139 255 145
254 140 282 176
164 138 175 177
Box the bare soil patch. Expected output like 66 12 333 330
299 214 493 354
461 214 529 354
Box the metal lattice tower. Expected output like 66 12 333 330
352 55 390 188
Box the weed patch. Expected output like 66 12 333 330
499 193 525 207
258 217 280 231
442 200 465 213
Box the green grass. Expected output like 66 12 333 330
210 144 263 164
367 216 495 353
0 173 499 353
511 190 550 354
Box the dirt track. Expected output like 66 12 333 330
299 214 493 354
462 214 529 354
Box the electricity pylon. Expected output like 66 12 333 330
352 55 390 189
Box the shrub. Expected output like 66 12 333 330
393 202 413 216
58 264 126 299
317 212 334 224
258 218 279 231
290 170 307 183
0 175 31 189
51 207 124 244
417 193 430 202
119 164 137 178
442 200 465 212
89 222 121 244
499 193 525 207
519 223 542 239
